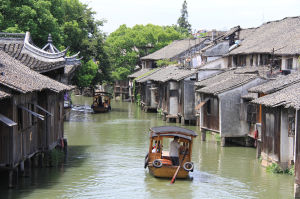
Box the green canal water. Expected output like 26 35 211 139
0 96 295 199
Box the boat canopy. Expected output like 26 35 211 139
150 126 197 137
93 91 112 97
151 133 192 141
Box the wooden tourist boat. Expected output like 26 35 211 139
144 126 198 179
91 91 112 113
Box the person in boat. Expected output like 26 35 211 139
169 136 180 166
152 141 157 153
98 96 103 107
152 141 162 153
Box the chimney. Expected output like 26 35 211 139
211 29 217 41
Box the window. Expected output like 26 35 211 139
287 58 293 69
206 99 211 115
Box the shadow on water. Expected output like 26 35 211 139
0 145 90 199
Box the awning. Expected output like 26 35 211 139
0 113 17 127
195 98 209 110
35 104 53 116
18 105 44 121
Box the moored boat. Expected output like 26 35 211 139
91 91 112 113
145 126 197 179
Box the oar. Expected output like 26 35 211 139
170 150 187 184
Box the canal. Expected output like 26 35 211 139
0 96 295 199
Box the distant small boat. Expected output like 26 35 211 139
91 91 112 113
144 126 197 179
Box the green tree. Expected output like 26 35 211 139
75 59 98 88
105 24 186 80
0 0 109 87
177 0 192 33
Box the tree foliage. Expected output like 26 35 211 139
177 0 192 33
76 59 98 87
0 0 109 86
105 24 186 80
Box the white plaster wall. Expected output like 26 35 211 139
218 78 267 137
281 56 287 70
207 57 219 62
169 81 178 115
281 56 299 70
169 81 178 90
201 57 228 69
169 96 178 115
150 87 156 107
246 55 251 66
280 109 294 163
293 57 299 70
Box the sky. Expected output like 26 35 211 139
80 0 300 35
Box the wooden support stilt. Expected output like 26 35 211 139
221 137 226 147
256 141 262 159
15 168 19 185
201 131 206 141
8 170 14 188
19 161 25 176
63 138 68 154
24 158 31 177
295 183 300 198
162 114 166 121
39 153 44 168
181 117 185 125
33 155 39 168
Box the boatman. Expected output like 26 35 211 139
169 136 180 166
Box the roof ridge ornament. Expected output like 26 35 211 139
47 33 53 43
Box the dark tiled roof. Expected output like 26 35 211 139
141 38 206 60
213 26 240 41
242 92 258 100
239 28 256 40
248 72 300 94
230 16 300 55
0 50 71 93
195 67 269 95
252 82 300 109
136 66 196 83
128 68 151 78
0 32 81 73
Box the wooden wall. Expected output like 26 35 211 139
0 98 13 166
202 95 219 131
11 93 39 166
0 90 65 169
261 106 281 162
38 91 64 151
295 110 300 185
